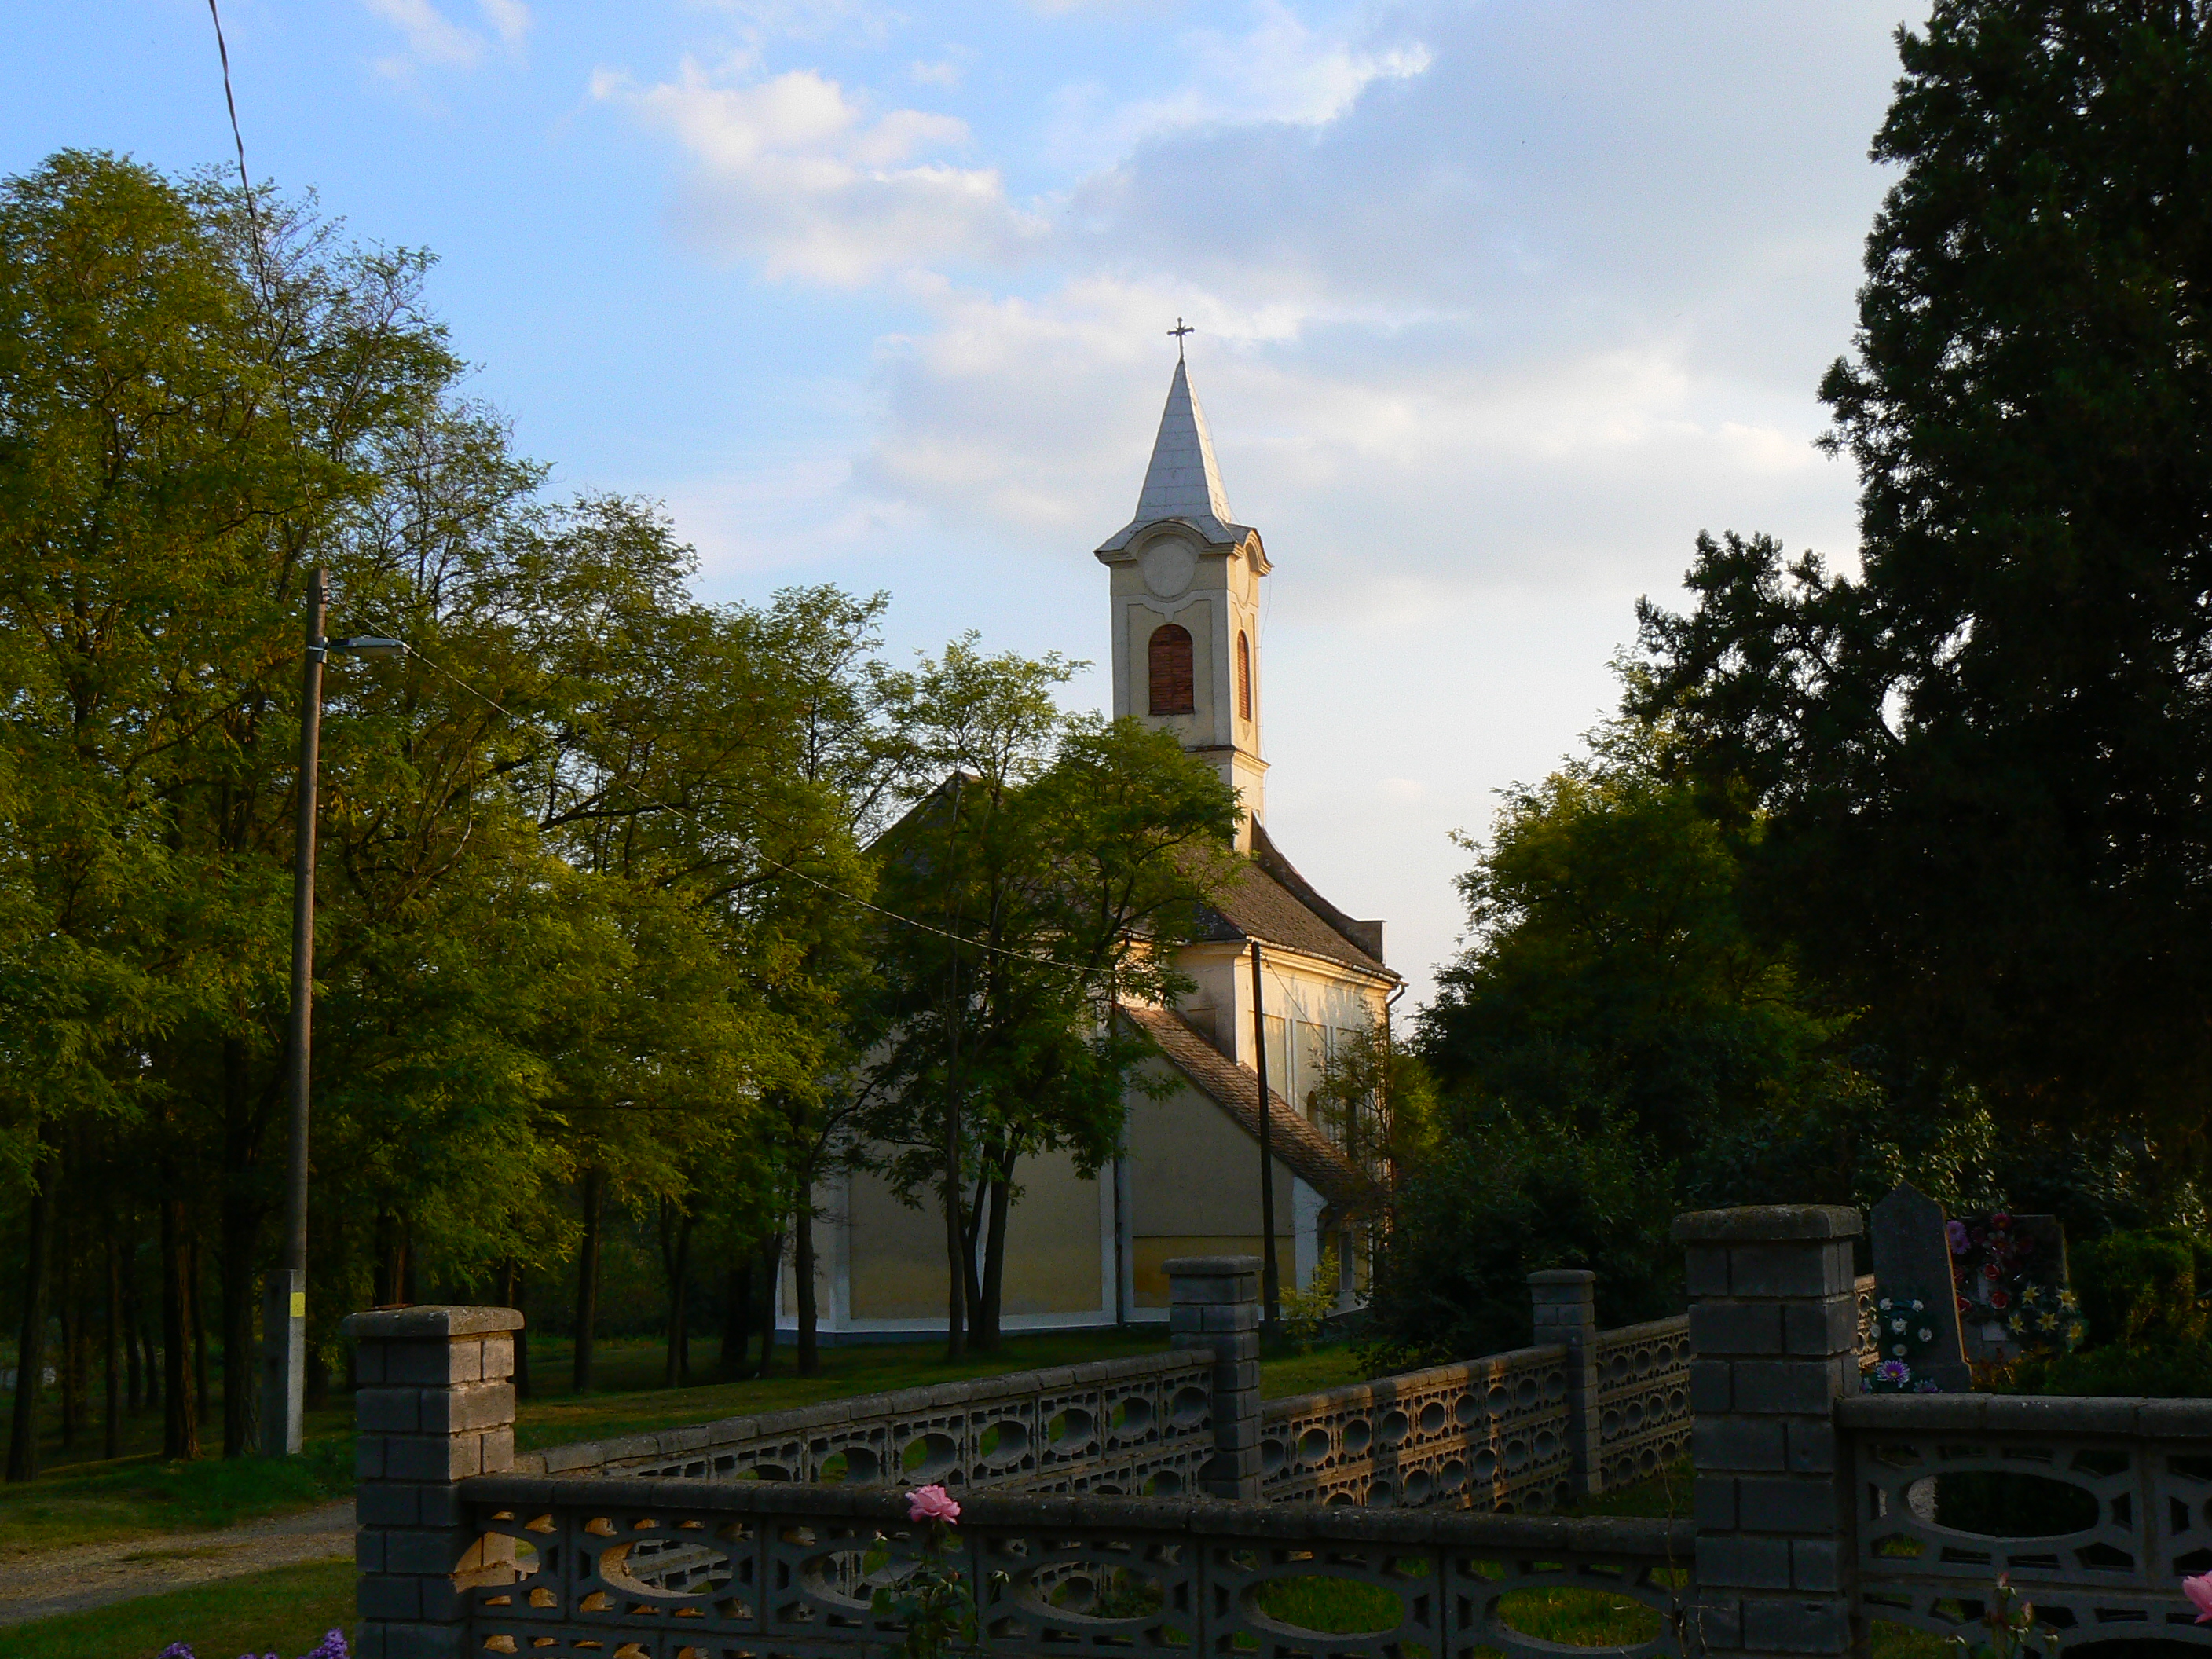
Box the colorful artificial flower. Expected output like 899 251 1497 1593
1947 1221 1970 1254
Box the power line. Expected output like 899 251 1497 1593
350 621 1130 984
204 1 266 270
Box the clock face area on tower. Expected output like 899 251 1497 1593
1140 536 1197 599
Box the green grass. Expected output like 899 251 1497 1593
2 1555 354 1659
0 1327 1196 1558
511 1328 1169 1450
0 1429 355 1559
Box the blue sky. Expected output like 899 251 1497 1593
5 0 1925 1006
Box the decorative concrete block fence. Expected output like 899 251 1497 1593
346 1210 2212 1659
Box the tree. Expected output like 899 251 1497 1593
1421 720 1844 1166
864 642 1239 1352
1637 3 2212 1152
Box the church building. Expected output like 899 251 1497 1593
786 354 1399 1336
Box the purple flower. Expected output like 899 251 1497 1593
1877 1359 1910 1382
1947 1220 1970 1254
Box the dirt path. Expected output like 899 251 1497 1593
0 1499 353 1628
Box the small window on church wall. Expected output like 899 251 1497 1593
1148 624 1195 715
1236 630 1253 722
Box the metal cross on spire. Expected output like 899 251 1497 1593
1168 317 1194 361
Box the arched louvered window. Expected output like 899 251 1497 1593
1236 630 1253 723
1148 624 1195 715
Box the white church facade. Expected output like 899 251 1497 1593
785 356 1398 1335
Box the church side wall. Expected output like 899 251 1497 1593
792 1154 1115 1336
1177 944 1393 1127
1123 1057 1298 1312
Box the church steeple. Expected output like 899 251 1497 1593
1132 360 1238 540
1097 355 1270 845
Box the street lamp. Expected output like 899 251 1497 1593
262 565 402 1456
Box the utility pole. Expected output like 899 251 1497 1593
1250 941 1280 1330
941 773 969 1361
262 571 401 1456
262 567 324 1456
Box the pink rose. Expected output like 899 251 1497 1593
2185 1573 2212 1624
908 1484 961 1524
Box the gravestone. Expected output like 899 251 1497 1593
1948 1210 2082 1363
1868 1181 1973 1391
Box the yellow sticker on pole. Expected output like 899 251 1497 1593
290 1291 306 1319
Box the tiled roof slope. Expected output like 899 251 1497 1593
1191 822 1393 978
1119 1003 1368 1207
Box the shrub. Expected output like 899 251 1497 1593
2075 1229 2203 1349
1355 1104 1677 1371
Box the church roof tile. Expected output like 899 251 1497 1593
1118 1003 1371 1207
1192 822 1393 977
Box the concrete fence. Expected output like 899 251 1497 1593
345 1214 2212 1659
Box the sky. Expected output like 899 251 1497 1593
3 0 1928 1009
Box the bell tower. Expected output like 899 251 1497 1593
1095 351 1270 846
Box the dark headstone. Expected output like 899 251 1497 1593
1868 1181 1972 1391
1948 1211 2081 1362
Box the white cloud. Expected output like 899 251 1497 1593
699 0 902 48
479 0 530 49
1103 2 1430 144
908 53 967 89
363 0 529 75
594 57 1046 284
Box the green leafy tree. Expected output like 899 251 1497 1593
1635 3 2212 1157
866 642 1238 1353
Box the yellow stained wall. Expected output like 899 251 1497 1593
1124 1057 1296 1309
844 1148 1102 1320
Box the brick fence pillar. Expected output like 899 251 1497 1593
344 1306 523 1659
1678 1206 1861 1659
1529 1268 1601 1496
1166 1255 1262 1500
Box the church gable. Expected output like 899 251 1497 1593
1118 1003 1368 1207
1191 822 1390 976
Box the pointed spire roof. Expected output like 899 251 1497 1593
1138 358 1235 526
1097 358 1259 555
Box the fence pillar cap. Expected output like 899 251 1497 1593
1164 1255 1262 1277
1672 1205 1861 1243
1527 1269 1595 1286
342 1305 526 1341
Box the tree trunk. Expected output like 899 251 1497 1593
161 1196 198 1461
219 1035 265 1457
942 1112 967 1362
794 1192 820 1378
189 1235 209 1430
499 1261 531 1401
123 1247 145 1415
754 1233 781 1379
659 1201 693 1389
103 1234 119 1461
976 1148 1016 1353
727 1262 753 1378
219 1192 260 1459
573 1169 605 1395
961 1174 990 1351
372 1211 400 1306
7 1141 59 1482
57 1192 79 1452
